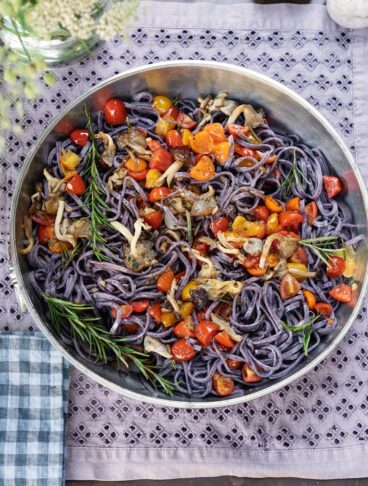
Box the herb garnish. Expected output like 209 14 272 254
278 149 308 197
299 236 346 265
46 295 174 396
281 314 320 356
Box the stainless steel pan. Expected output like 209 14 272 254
10 61 368 408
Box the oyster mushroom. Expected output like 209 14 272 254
95 132 116 168
116 128 151 159
226 104 264 128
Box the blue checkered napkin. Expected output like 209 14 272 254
0 332 69 486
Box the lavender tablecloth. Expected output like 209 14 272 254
2 1 368 480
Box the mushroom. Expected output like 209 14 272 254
190 185 218 217
155 160 183 187
20 216 34 255
243 238 264 256
106 166 128 192
210 313 242 343
197 278 243 299
226 104 264 128
95 132 116 168
116 128 151 159
144 336 172 359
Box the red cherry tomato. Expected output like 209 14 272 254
131 300 150 313
149 303 162 323
242 363 262 383
314 302 333 317
146 138 161 151
111 304 134 319
143 210 163 230
30 214 55 226
103 98 127 125
157 268 175 293
193 241 209 257
214 331 235 349
176 111 197 129
305 201 318 225
165 130 183 148
128 169 147 182
163 106 179 122
234 144 257 158
70 129 89 147
280 273 301 300
38 224 55 245
253 205 270 221
210 217 229 236
326 255 346 278
194 320 220 347
174 319 195 338
323 175 342 199
279 210 304 227
149 148 173 172
171 339 196 361
227 124 250 138
212 372 235 396
329 284 352 303
242 255 260 270
226 359 242 370
149 186 171 203
65 174 86 195
292 247 308 265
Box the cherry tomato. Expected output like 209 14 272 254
212 372 235 396
226 359 242 370
193 241 209 257
146 138 161 151
30 214 54 226
253 205 270 221
194 320 220 347
264 195 283 213
131 300 150 313
196 310 208 322
149 303 162 323
285 197 301 212
329 284 352 303
291 247 308 265
174 318 195 338
242 363 262 383
215 302 232 320
123 322 139 334
149 186 171 203
157 268 175 293
65 174 86 196
303 290 316 310
171 339 196 361
203 123 227 143
128 169 147 182
305 201 318 225
152 95 172 114
211 141 231 164
143 210 163 230
48 240 71 253
242 254 260 270
280 273 301 300
149 148 173 172
190 131 214 154
125 157 147 172
189 155 215 182
314 302 333 317
70 129 89 147
227 124 250 138
246 266 266 277
210 217 229 236
326 255 346 278
214 331 235 349
279 210 304 227
103 98 127 125
166 129 183 148
175 271 186 282
177 111 197 129
323 175 342 199
163 106 179 123
111 304 134 319
234 144 257 158
38 224 55 245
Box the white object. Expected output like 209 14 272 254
327 0 368 29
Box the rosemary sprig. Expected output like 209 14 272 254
249 126 261 144
299 236 346 265
45 295 174 396
281 313 319 356
61 242 82 274
83 105 110 261
278 149 308 197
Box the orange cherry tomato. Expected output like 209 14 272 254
253 205 270 221
171 338 196 361
242 254 260 270
246 266 266 277
190 131 215 154
157 268 175 293
234 144 257 158
111 304 134 319
305 201 318 225
242 363 262 383
38 224 55 245
214 331 235 349
149 148 173 172
131 300 150 313
210 217 229 236
149 302 162 323
176 111 197 129
193 241 209 257
146 138 161 152
128 169 147 182
143 210 163 230
323 175 342 199
212 372 235 396
152 95 172 114
65 174 86 196
326 256 346 278
264 195 283 213
279 210 304 227
285 197 301 212
211 141 231 164
314 302 333 317
165 129 183 148
226 359 242 370
149 186 171 203
280 273 301 300
203 123 227 143
104 98 127 125
48 240 71 253
227 124 250 137
329 284 352 303
189 155 215 182
303 290 316 310
125 157 147 172
194 320 220 347
70 129 89 146
174 318 195 338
